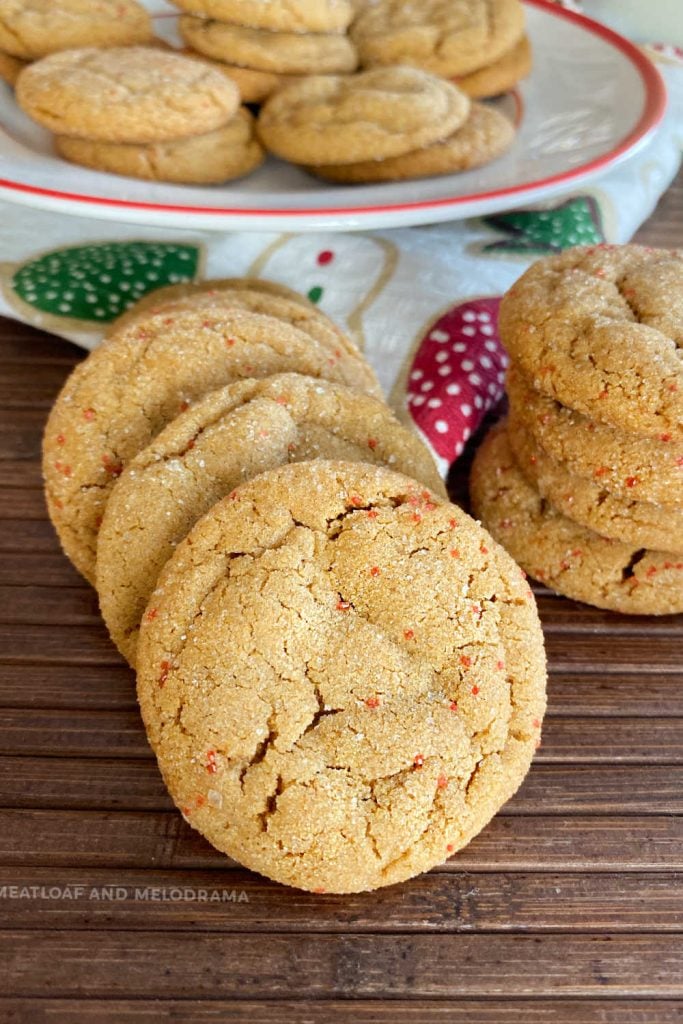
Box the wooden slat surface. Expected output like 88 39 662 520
0 171 681 1022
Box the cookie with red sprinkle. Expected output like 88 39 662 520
137 460 546 893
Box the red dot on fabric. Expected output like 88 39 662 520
317 250 334 265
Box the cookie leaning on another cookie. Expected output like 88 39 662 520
171 0 354 33
56 109 264 184
351 0 525 77
17 47 240 142
455 34 531 98
137 459 546 892
257 67 471 165
308 101 514 183
471 422 683 616
180 16 358 75
499 245 683 441
0 0 152 60
43 307 382 583
97 373 445 665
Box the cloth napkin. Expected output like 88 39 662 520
0 36 681 476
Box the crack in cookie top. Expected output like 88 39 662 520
499 245 683 441
43 309 381 582
136 460 546 892
351 0 525 77
97 373 444 665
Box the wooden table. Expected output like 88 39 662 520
1 174 682 1023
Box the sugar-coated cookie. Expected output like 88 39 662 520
308 101 513 182
56 109 264 184
471 423 683 616
257 67 471 166
0 48 26 84
136 459 546 892
97 373 444 664
43 308 382 582
455 34 531 98
499 245 683 441
0 0 152 60
172 0 353 34
351 0 525 78
180 15 358 75
17 46 240 142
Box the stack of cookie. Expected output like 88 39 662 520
471 244 683 616
351 0 532 100
43 277 547 893
0 0 153 85
16 47 265 184
174 0 357 104
258 66 515 184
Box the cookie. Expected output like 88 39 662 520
172 0 353 34
43 308 383 583
307 101 513 183
107 281 374 384
180 16 358 75
499 245 683 441
507 411 683 552
16 47 240 143
506 362 683 508
0 48 26 85
56 109 264 184
470 423 683 616
186 54 286 103
454 34 531 98
257 67 471 166
0 0 152 60
136 459 546 892
351 0 525 78
97 374 445 665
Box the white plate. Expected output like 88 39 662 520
0 0 666 232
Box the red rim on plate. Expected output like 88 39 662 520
0 0 667 219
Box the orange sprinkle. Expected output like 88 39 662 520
625 476 638 488
56 433 65 445
337 599 351 611
225 337 235 348
158 660 171 687
496 660 505 671
660 433 672 443
206 751 218 774
145 608 158 622
471 685 480 696
437 774 449 789
460 655 472 668
365 696 380 709
449 701 458 712
594 466 609 478
349 495 363 507
403 628 415 640
449 518 458 529
370 566 381 577
533 718 541 729
366 509 378 519
480 543 488 554
446 843 455 853
83 408 95 421
450 549 460 558
413 753 425 768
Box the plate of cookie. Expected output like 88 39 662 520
0 0 666 231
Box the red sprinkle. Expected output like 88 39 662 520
496 660 505 671
625 476 638 488
403 628 415 640
349 495 363 507
101 453 122 477
225 337 235 348
446 844 455 853
450 549 460 558
337 599 351 611
676 457 683 468
56 433 65 445
158 660 171 687
449 518 458 529
471 685 480 696
669 383 678 393
83 408 95 421
195 795 206 808
412 512 422 524
206 751 218 774
660 434 672 443
646 566 658 578
370 566 381 577
533 718 541 729
449 701 458 712
594 466 609 478
367 438 377 450
413 753 425 769
480 543 488 554
529 455 537 465
460 655 472 668
179 400 190 412
145 608 158 622
437 774 449 789
365 696 380 709
598 389 609 399
366 509 378 519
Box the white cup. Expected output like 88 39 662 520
583 0 683 46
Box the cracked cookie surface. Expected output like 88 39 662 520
171 0 353 33
136 460 546 892
506 363 683 508
499 245 683 441
471 422 683 615
56 108 264 184
256 67 471 166
0 0 152 59
97 373 444 666
17 46 239 142
307 101 513 183
351 0 525 77
180 16 358 75
43 308 381 583
507 411 683 552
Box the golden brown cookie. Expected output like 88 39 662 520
499 245 683 442
172 0 353 33
136 459 546 892
470 422 683 616
257 67 471 165
506 362 683 508
507 412 683 552
0 48 26 85
185 53 286 103
43 308 383 583
180 15 357 75
351 0 525 77
454 34 531 98
0 0 152 59
97 374 444 664
55 109 264 184
16 47 240 143
307 101 514 183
